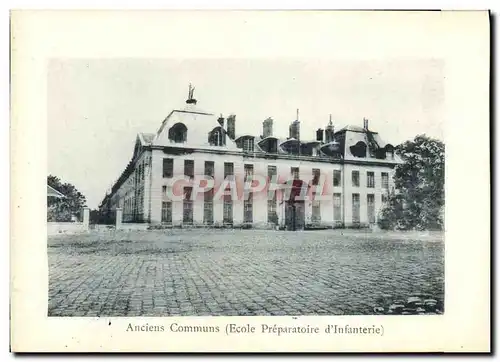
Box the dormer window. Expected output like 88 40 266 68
385 145 395 160
208 127 225 146
243 138 254 152
168 123 188 143
350 141 367 158
268 139 277 153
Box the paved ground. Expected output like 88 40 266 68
48 229 444 316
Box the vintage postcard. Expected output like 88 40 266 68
10 10 490 352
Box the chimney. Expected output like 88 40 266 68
288 109 301 140
226 114 236 140
289 120 300 140
316 128 324 142
363 118 369 130
263 117 273 138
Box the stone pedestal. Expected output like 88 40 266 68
116 208 123 230
82 207 90 231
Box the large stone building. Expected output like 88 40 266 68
99 87 402 230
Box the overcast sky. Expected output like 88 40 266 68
48 58 444 208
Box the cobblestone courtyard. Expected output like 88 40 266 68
48 229 444 316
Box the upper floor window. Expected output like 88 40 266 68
168 123 187 143
163 158 173 178
333 170 341 187
367 171 375 188
204 161 214 178
381 172 389 190
268 165 277 182
184 160 194 179
312 168 320 185
244 164 254 182
352 170 360 187
224 162 234 178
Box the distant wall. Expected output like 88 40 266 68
47 222 88 235
118 223 150 231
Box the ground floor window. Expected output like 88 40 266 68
203 202 213 225
244 193 253 223
333 193 342 222
311 192 321 224
183 187 193 224
352 193 360 223
367 194 375 224
161 201 172 223
267 191 278 224
183 201 193 224
204 190 214 225
223 194 233 224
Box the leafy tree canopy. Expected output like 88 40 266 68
47 175 87 222
378 135 445 231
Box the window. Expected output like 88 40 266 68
350 141 367 158
385 145 395 160
243 138 254 152
223 193 233 224
267 191 278 224
161 201 172 223
162 186 167 200
268 139 278 153
291 167 300 180
209 127 225 146
203 189 213 225
224 162 234 179
367 194 375 224
205 161 215 178
381 172 389 190
168 123 187 143
312 168 320 186
311 192 321 224
333 170 341 187
352 171 360 187
382 193 388 204
333 193 342 222
183 187 193 224
244 193 253 223
352 193 360 223
268 165 277 183
163 158 173 178
184 160 194 179
367 172 375 188
244 164 254 182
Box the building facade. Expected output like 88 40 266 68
99 89 402 230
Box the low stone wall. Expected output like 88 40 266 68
148 221 279 230
47 222 88 235
119 223 150 231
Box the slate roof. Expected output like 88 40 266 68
153 104 240 151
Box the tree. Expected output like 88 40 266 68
378 135 445 231
47 175 87 222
